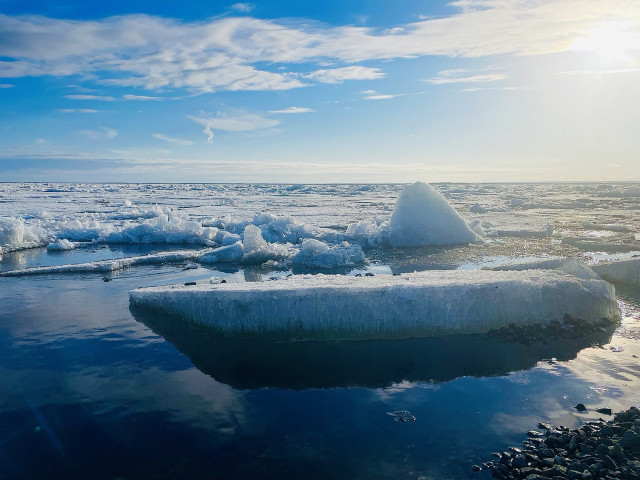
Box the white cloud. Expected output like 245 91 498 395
57 108 98 113
305 66 385 84
231 3 254 12
365 94 397 100
427 69 508 84
187 113 279 142
0 83 13 88
122 94 165 101
1 2 640 93
269 106 315 114
65 94 116 101
152 133 193 145
80 126 118 140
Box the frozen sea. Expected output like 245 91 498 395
1 182 639 479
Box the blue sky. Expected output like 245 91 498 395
1 0 639 182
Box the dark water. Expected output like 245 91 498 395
1 250 639 479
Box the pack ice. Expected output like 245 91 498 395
129 270 619 340
593 258 640 285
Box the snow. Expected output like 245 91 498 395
129 269 619 340
0 249 209 276
389 182 477 247
593 258 640 285
46 239 76 251
291 239 365 269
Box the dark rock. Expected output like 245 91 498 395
611 443 626 461
596 408 613 416
184 281 197 286
471 464 481 472
364 272 374 277
621 430 640 450
575 403 587 412
604 455 618 470
511 455 527 468
528 430 545 438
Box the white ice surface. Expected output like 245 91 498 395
0 249 209 276
592 258 640 285
129 269 619 340
0 217 48 253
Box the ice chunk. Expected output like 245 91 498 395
593 258 640 285
488 258 600 280
389 182 476 247
46 239 76 251
581 221 631 233
241 224 291 264
129 270 619 340
496 225 553 238
0 217 47 253
200 242 244 263
0 249 209 276
291 240 365 269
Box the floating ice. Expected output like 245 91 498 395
581 221 631 233
488 258 601 281
496 225 553 238
46 239 76 251
0 217 48 253
241 224 291 264
389 182 476 247
129 269 619 340
593 258 640 285
200 242 244 263
291 239 365 269
0 249 209 276
107 213 217 246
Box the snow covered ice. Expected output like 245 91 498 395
129 269 619 340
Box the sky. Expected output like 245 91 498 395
1 0 639 183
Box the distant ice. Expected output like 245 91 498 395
130 269 619 340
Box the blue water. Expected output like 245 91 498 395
1 248 639 479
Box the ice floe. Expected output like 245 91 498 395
46 239 76 251
0 249 209 276
592 257 640 285
129 269 619 340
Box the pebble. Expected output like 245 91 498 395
472 406 640 480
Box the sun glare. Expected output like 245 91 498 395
571 23 640 63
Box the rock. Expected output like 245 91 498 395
511 455 527 468
184 281 197 286
471 465 481 472
604 455 618 470
596 408 613 416
611 443 626 461
621 430 640 450
575 403 587 412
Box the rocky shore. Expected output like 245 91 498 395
473 407 640 480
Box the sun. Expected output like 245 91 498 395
571 23 640 63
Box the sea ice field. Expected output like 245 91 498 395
1 181 640 479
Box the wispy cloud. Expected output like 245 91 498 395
555 68 640 76
65 94 116 101
152 133 193 145
269 106 315 114
122 94 166 101
1 2 640 94
79 127 118 140
361 90 424 100
231 3 254 12
305 66 385 84
57 108 98 113
187 113 279 143
0 83 13 88
427 69 507 84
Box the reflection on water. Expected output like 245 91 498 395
132 305 615 390
0 266 639 480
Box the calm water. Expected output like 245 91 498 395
1 247 639 479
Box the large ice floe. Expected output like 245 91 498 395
0 217 48 253
129 269 619 340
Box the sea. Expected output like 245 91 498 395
0 182 639 479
